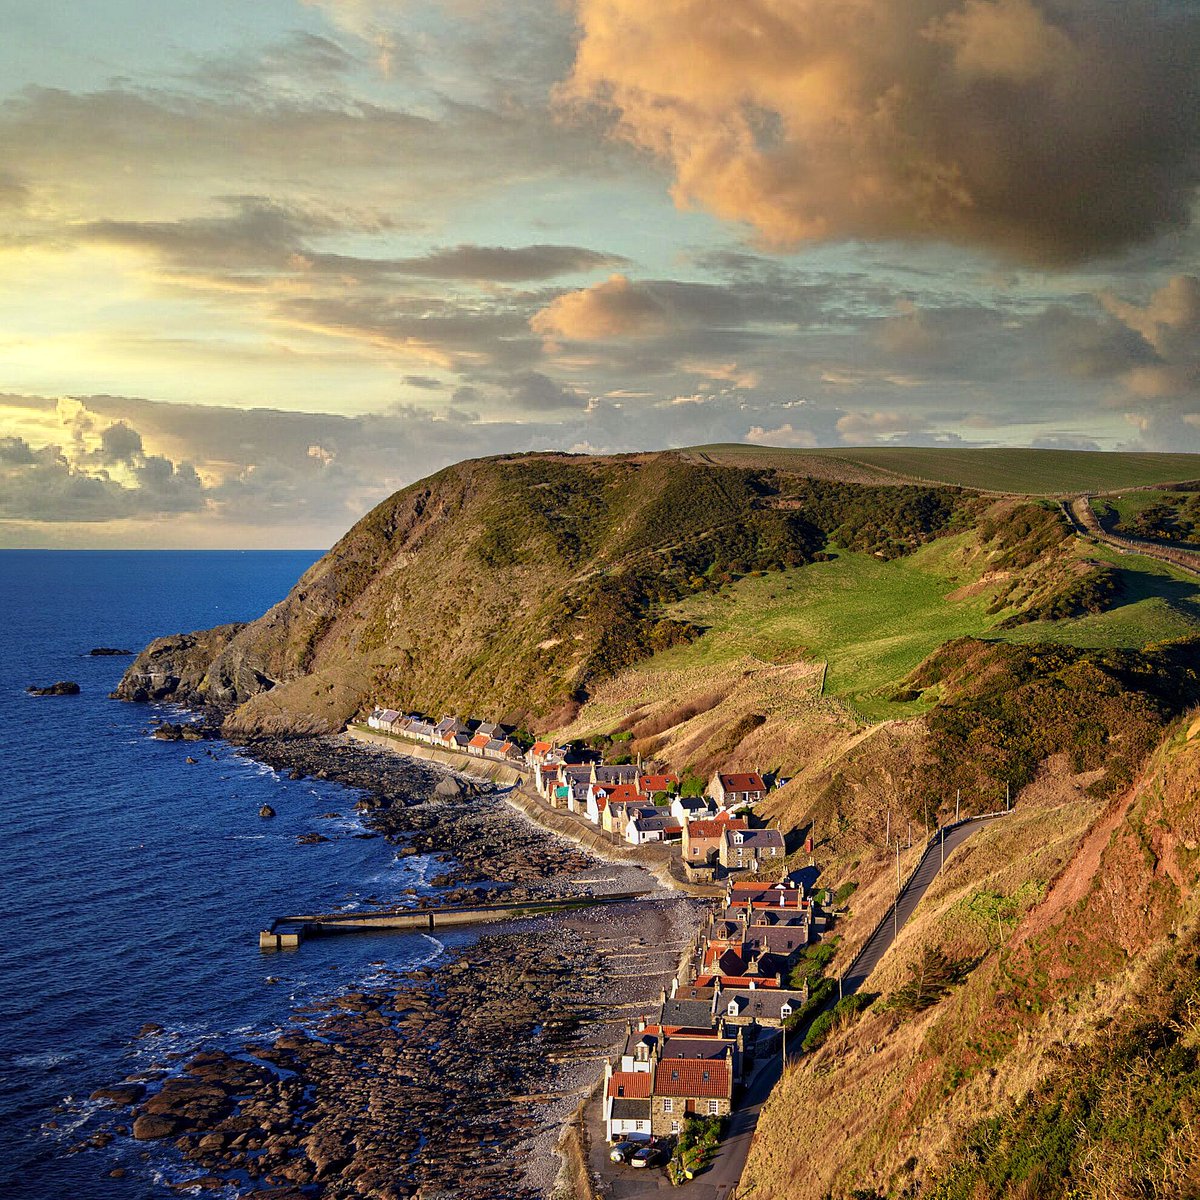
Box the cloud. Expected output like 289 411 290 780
1102 274 1200 398
745 423 818 449
560 0 1200 263
531 273 673 339
382 243 627 281
836 410 931 444
0 428 205 523
1031 435 1102 451
505 371 588 410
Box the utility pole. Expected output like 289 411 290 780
940 825 945 871
907 820 912 849
885 807 890 848
924 799 929 842
955 788 961 823
1006 781 1011 813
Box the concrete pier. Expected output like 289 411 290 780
258 890 649 950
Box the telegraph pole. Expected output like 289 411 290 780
885 807 890 848
940 825 945 871
1006 781 1011 813
955 788 961 823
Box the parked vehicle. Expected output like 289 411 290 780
609 1141 640 1164
631 1144 662 1168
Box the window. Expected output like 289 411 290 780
708 1100 720 1115
635 1120 646 1132
780 1004 792 1018
727 1001 738 1016
662 1098 674 1113
671 1120 680 1134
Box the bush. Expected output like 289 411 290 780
803 994 870 1052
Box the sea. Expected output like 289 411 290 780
0 551 452 1200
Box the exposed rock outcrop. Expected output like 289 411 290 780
26 681 80 696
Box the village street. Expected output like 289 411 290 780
585 816 997 1198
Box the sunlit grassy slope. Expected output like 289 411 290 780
999 545 1200 649
691 444 1200 495
635 536 1200 721
650 535 1000 720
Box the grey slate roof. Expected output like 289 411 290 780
609 1097 650 1121
659 997 715 1030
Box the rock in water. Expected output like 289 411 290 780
259 804 276 819
88 647 133 656
26 681 80 696
185 756 198 765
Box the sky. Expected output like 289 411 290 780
1 0 1199 547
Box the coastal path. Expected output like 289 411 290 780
1068 494 1200 577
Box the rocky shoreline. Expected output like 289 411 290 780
88 732 701 1198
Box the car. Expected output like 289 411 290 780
630 1145 662 1168
609 1140 639 1163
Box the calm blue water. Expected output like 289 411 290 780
0 552 446 1199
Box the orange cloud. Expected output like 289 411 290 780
530 273 672 339
561 0 1200 263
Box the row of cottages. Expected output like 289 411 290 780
365 708 525 763
602 882 818 1144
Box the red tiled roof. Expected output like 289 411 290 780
718 772 766 792
639 774 680 792
531 741 553 755
607 1071 651 1100
687 818 748 839
606 784 643 806
695 974 781 989
653 1059 730 1099
468 733 490 749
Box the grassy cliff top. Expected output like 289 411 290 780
688 444 1200 495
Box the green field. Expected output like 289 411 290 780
693 444 1200 496
641 534 1200 721
653 536 1002 719
998 546 1200 650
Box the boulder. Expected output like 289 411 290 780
132 1113 180 1140
259 805 276 819
90 1083 146 1107
88 647 133 656
432 777 464 800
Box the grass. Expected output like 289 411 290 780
997 545 1200 650
650 535 1003 719
691 444 1200 496
618 533 1200 723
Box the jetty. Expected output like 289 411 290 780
259 889 650 949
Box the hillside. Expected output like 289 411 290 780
115 450 981 734
742 711 1200 1200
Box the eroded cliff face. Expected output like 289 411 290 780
114 625 249 707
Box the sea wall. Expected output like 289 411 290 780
346 725 526 785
